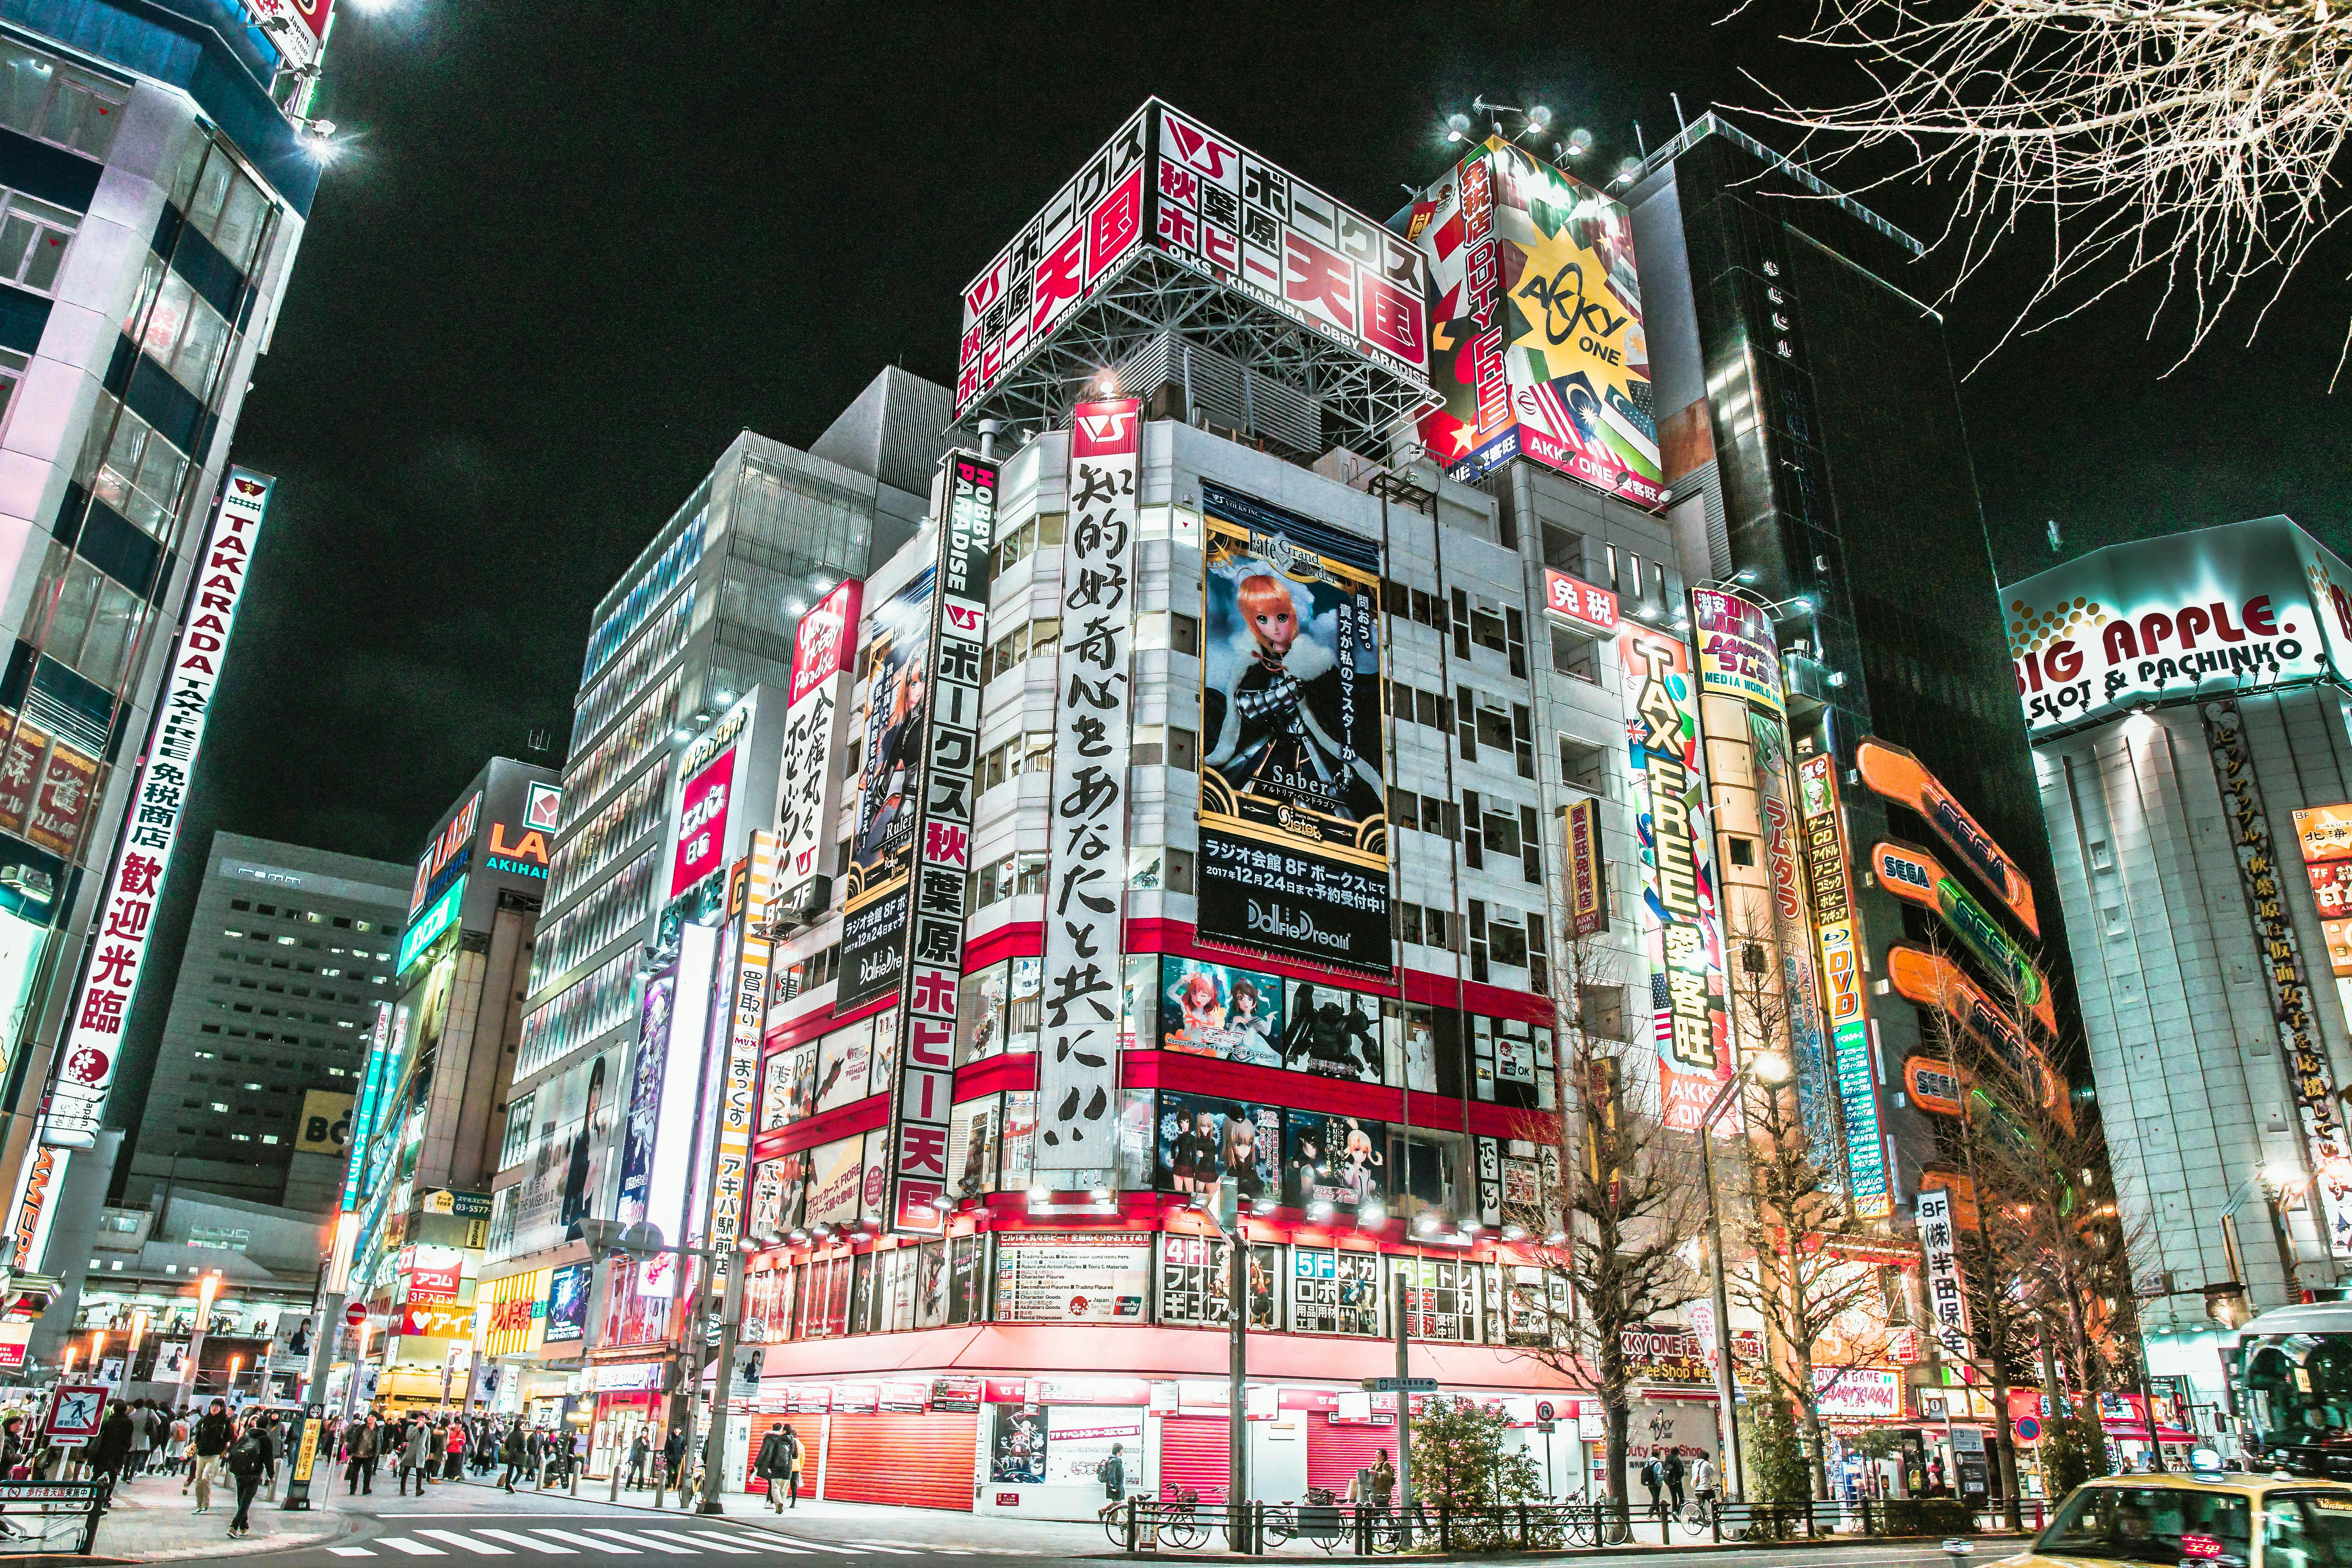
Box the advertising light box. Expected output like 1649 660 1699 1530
1397 138 1659 506
2002 515 2352 738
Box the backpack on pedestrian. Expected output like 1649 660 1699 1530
226 1432 267 1481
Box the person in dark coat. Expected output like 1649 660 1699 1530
662 1426 686 1489
498 1421 525 1492
755 1425 793 1512
88 1405 134 1486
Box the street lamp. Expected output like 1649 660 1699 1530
185 1270 221 1408
574 1218 755 1515
1697 1050 1791 1501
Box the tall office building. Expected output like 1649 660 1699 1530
0 0 334 1285
337 757 558 1409
120 830 406 1209
459 373 955 1428
2004 517 2352 1412
1628 115 2074 1225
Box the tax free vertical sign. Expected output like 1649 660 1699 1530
1036 401 1139 1182
15 469 274 1267
882 454 995 1235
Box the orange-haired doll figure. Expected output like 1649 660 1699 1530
1207 572 1382 823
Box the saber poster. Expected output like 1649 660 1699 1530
1197 483 1390 973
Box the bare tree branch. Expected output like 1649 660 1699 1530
1735 0 2352 379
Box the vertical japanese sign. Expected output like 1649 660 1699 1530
838 571 936 1010
1618 624 1727 1129
776 580 862 912
1797 747 1890 1219
709 834 776 1279
1564 797 1605 937
1197 484 1390 969
2209 702 2352 1254
1036 403 1138 1179
882 453 994 1234
341 1002 394 1213
1915 1187 1973 1360
29 468 272 1251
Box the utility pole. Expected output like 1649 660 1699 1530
1394 1269 1412 1512
1222 1178 1247 1550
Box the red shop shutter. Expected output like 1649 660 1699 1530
1307 1418 1398 1497
741 1415 820 1495
1158 1416 1233 1504
822 1412 976 1511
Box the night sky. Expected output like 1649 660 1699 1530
100 2 2352 1174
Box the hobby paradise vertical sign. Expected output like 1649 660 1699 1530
882 454 995 1234
1035 400 1139 1181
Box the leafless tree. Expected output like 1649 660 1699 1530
1737 0 2352 376
1720 906 1897 1499
1512 927 1709 1504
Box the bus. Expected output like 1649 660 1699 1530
2231 1300 2352 1477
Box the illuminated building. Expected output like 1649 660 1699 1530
2005 516 2352 1437
115 833 407 1212
338 756 558 1410
0 0 339 1326
472 376 958 1442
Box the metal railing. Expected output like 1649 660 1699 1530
1112 1494 2049 1554
0 1476 111 1555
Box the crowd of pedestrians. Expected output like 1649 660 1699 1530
73 1396 285 1539
322 1408 591 1498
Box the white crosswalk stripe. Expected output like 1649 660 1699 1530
584 1528 686 1552
327 1550 377 1558
698 1533 818 1553
474 1528 575 1552
417 1529 514 1555
637 1528 753 1553
378 1541 447 1557
524 1528 635 1553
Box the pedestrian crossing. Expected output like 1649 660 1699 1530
325 1524 1033 1558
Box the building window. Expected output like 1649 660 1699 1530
1550 626 1598 682
0 189 75 292
0 42 127 160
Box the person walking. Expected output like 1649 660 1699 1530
784 1424 804 1508
443 1419 465 1483
88 1402 134 1488
188 1399 233 1514
755 1425 791 1511
342 1416 374 1495
162 1411 187 1478
1640 1457 1665 1527
498 1421 524 1492
397 1417 431 1496
223 1414 274 1539
662 1425 686 1490
626 1430 650 1490
1664 1449 1687 1513
123 1401 153 1480
1094 1440 1126 1523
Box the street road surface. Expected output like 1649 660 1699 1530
242 1483 2012 1568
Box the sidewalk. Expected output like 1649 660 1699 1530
78 1469 348 1563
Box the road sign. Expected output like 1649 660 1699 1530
2014 1415 2042 1442
1363 1377 1437 1393
343 1301 366 1327
43 1385 105 1447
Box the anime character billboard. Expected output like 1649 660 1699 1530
1198 484 1391 972
838 568 936 1009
